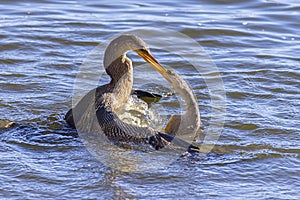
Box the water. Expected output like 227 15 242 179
1 0 299 199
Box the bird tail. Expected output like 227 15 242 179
158 132 200 154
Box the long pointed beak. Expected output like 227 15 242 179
136 50 167 76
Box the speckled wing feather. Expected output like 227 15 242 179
95 104 169 150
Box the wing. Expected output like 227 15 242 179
96 104 200 152
96 104 169 150
65 85 108 129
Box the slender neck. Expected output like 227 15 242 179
165 70 201 134
110 67 133 99
179 85 200 124
106 56 133 111
102 35 147 110
105 56 127 81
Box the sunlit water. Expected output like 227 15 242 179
0 0 299 199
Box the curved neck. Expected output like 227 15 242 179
106 56 133 111
104 47 128 69
179 85 200 124
164 70 201 135
106 56 132 83
103 35 147 69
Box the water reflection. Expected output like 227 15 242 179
104 170 136 199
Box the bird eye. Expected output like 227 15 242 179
167 70 175 76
